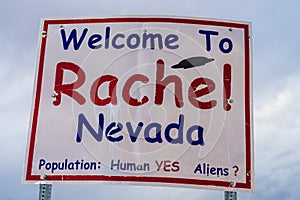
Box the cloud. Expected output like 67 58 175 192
247 74 300 200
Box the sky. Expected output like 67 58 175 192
1 0 300 199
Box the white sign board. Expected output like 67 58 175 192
24 16 253 191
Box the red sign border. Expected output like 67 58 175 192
25 17 252 191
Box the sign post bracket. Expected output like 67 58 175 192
38 184 52 200
224 191 237 200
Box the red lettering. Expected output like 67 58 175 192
172 161 180 172
155 59 183 108
52 60 226 110
163 160 171 172
90 75 118 106
188 78 217 109
223 63 232 111
155 160 163 171
155 160 180 172
53 62 86 106
122 74 149 106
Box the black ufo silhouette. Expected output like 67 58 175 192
171 56 214 69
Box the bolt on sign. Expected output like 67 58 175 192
24 16 253 192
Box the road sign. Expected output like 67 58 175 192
24 16 253 192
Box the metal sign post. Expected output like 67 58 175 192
224 191 237 200
38 184 52 200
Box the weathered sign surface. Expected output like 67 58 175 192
24 16 253 192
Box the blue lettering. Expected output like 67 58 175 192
111 159 120 170
219 38 233 53
60 28 88 50
164 114 184 144
187 125 204 146
144 123 163 143
142 33 163 50
105 26 111 49
51 162 58 173
45 163 51 170
88 34 102 49
105 122 123 142
194 163 229 177
194 163 202 173
127 34 140 49
60 27 179 50
76 113 205 146
39 159 46 170
76 113 104 142
126 122 144 142
210 167 216 175
165 34 179 49
198 30 219 51
223 168 229 176
112 33 125 49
